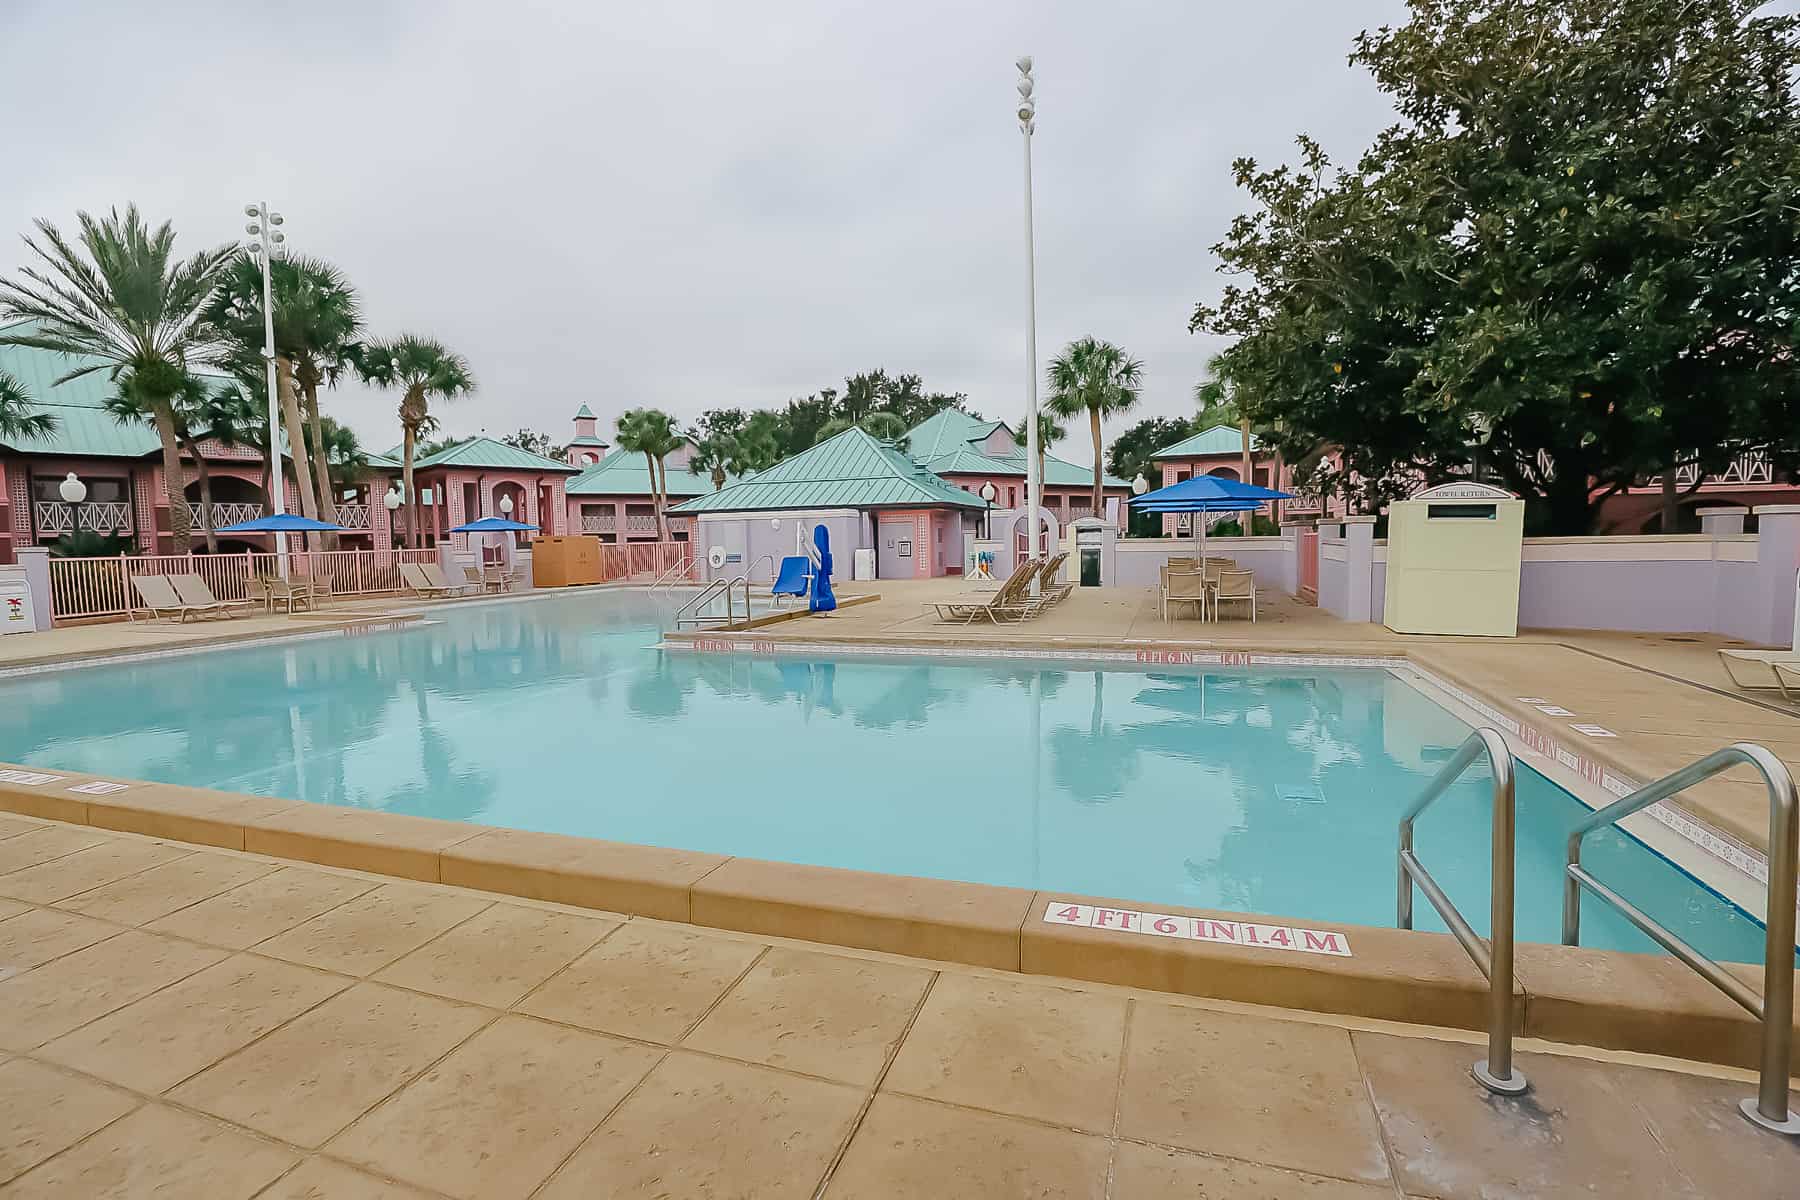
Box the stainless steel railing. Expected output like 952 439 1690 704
1398 728 1527 1096
672 573 750 629
1563 742 1798 1135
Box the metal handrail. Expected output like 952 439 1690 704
1563 742 1798 1135
647 554 693 598
1398 728 1527 1096
672 573 750 629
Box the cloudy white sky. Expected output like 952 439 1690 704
0 0 1414 463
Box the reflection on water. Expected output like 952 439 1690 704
0 591 1775 962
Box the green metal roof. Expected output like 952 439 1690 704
0 321 242 457
566 450 729 498
363 450 403 470
904 408 1013 459
1151 424 1261 459
565 435 609 447
672 426 985 514
412 435 577 473
573 403 596 419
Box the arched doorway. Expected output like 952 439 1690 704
1205 466 1241 482
999 509 1060 568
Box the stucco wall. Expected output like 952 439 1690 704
695 510 865 584
1112 537 1293 589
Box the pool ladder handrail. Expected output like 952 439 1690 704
1397 727 1528 1096
671 573 750 629
647 554 693 599
1562 741 1799 1135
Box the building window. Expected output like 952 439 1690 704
31 476 129 505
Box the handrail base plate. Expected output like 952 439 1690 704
1473 1062 1529 1097
1739 1097 1800 1137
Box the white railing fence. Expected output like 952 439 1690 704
183 501 265 528
32 500 134 537
47 548 438 621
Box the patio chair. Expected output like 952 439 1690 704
1213 569 1257 621
400 562 444 599
420 562 468 595
129 574 208 622
771 556 810 607
1163 570 1208 622
165 574 244 621
1718 650 1800 701
464 565 504 594
254 573 315 614
930 559 1037 624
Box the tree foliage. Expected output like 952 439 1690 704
0 369 55 442
1045 336 1145 512
770 368 968 458
1191 0 1800 532
500 428 556 458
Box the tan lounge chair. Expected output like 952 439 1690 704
128 574 197 622
401 562 452 598
1213 569 1257 621
931 559 1037 624
169 573 247 620
420 562 467 594
1719 650 1800 701
1004 554 1074 619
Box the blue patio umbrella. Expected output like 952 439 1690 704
448 516 539 533
1128 475 1292 559
809 524 836 613
213 513 348 533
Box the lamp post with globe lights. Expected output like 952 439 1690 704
58 473 87 539
1016 56 1042 586
244 202 289 575
384 486 403 549
979 480 998 540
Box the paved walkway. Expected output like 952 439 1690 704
0 814 1793 1198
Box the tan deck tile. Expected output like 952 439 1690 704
373 901 618 1008
880 972 1127 1133
824 1092 1110 1198
81 782 296 849
56 850 281 925
0 898 24 923
684 946 933 1085
0 838 191 904
36 953 350 1094
534 1051 862 1200
244 804 484 882
0 825 110 875
516 922 763 1044
0 907 120 974
0 814 49 841
1116 1002 1391 1186
260 1158 444 1199
439 826 727 921
0 929 225 1051
1353 1030 1771 1199
327 1015 662 1200
249 883 492 977
0 1058 137 1186
145 864 381 949
168 981 491 1149
0 1103 296 1199
1109 1141 1395 1199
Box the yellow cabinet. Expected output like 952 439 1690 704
1383 483 1524 636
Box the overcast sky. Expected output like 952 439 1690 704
0 0 1415 464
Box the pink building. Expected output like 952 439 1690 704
1149 425 1345 534
559 408 730 544
394 436 576 550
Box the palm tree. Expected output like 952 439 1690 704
1021 409 1065 486
317 416 369 499
357 336 474 548
1194 353 1252 486
106 369 247 553
1046 336 1144 514
205 254 362 540
812 411 909 450
0 206 234 553
0 370 56 442
616 408 683 540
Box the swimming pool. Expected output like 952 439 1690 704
1 590 1774 961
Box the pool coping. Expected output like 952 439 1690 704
0 760 1793 1077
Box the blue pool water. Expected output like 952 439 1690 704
1 590 1776 961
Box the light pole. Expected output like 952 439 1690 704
58 472 87 538
1017 56 1042 585
243 202 289 576
383 486 403 550
1132 474 1148 539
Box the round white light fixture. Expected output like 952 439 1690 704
1132 474 1149 495
384 487 403 512
243 204 260 218
499 494 514 515
58 473 87 504
769 517 781 530
979 481 998 503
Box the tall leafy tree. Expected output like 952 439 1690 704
812 411 910 449
1108 416 1198 537
615 408 683 539
1193 0 1800 532
358 336 474 547
500 428 556 458
317 416 369 498
1021 408 1066 486
204 254 362 538
1045 337 1145 513
0 370 55 442
688 408 746 491
0 206 234 553
106 369 250 553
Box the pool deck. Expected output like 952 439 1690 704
0 813 1794 1198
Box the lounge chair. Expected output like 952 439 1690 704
1213 569 1257 621
1163 570 1208 621
930 559 1037 624
1718 650 1800 701
170 573 247 619
401 562 454 599
420 562 467 595
129 574 199 622
771 556 810 607
1010 553 1074 617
